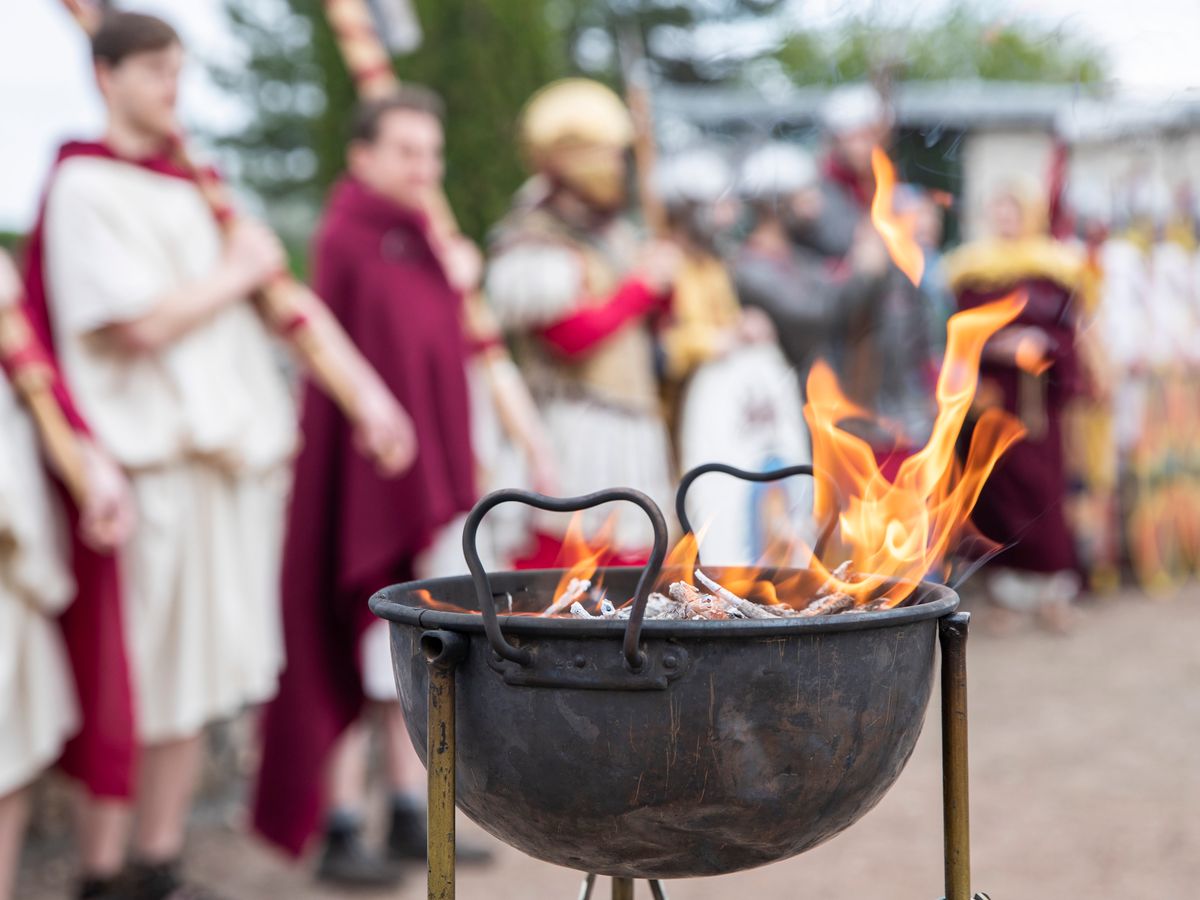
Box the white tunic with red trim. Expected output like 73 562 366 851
0 370 77 793
44 156 297 742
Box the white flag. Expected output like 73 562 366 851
367 0 422 54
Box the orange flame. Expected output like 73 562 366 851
660 530 700 584
413 298 1026 616
869 146 925 286
803 293 1028 606
549 513 615 604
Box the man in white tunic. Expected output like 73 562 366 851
37 13 413 899
0 250 133 900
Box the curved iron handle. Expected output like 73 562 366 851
462 487 669 670
674 462 837 565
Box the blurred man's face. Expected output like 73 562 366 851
786 185 824 225
989 194 1024 240
549 144 628 213
913 196 944 248
350 109 444 209
834 125 883 177
709 196 740 233
96 43 182 140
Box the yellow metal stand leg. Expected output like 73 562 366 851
423 631 467 900
940 613 972 900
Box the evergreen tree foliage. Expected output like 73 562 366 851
212 0 564 246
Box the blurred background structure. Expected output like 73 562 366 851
3 0 1198 247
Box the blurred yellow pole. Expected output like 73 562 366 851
322 0 552 471
422 631 466 900
940 612 973 900
0 306 88 506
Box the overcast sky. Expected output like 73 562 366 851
1 0 1197 230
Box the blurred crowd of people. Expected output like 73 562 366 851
1067 181 1200 599
1 8 1196 900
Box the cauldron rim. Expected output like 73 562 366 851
370 566 959 639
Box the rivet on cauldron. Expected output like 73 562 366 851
573 654 587 668
662 653 678 669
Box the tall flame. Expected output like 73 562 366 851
869 146 925 286
549 513 615 602
414 296 1029 617
804 293 1029 605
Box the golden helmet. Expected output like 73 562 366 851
519 78 635 170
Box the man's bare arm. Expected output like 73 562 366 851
99 220 283 353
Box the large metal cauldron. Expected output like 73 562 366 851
370 479 958 880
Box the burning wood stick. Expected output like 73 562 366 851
798 591 856 618
646 594 679 619
542 578 591 617
668 581 738 620
694 570 779 619
539 562 882 622
816 560 854 597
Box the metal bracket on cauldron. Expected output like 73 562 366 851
675 462 839 566
464 487 670 680
486 638 689 690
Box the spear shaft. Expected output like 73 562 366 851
322 0 552 471
616 25 668 239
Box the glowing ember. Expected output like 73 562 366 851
869 146 925 286
549 513 615 607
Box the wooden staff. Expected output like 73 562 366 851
321 0 477 267
322 0 552 475
617 25 669 239
0 305 89 505
60 0 393 459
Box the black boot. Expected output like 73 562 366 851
95 860 232 900
387 795 493 865
77 876 117 899
316 815 404 888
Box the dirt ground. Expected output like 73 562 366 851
18 588 1200 900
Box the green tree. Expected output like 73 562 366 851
559 0 791 87
393 1 567 239
776 5 1108 86
212 0 565 248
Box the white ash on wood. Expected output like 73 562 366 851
552 564 886 620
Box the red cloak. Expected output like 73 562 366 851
253 177 476 856
19 141 192 797
956 276 1081 574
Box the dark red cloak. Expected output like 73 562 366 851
17 141 190 798
956 276 1081 574
253 177 476 856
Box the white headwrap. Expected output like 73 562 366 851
738 142 818 200
821 83 886 135
654 148 734 207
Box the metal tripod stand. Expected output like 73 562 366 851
422 612 985 900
